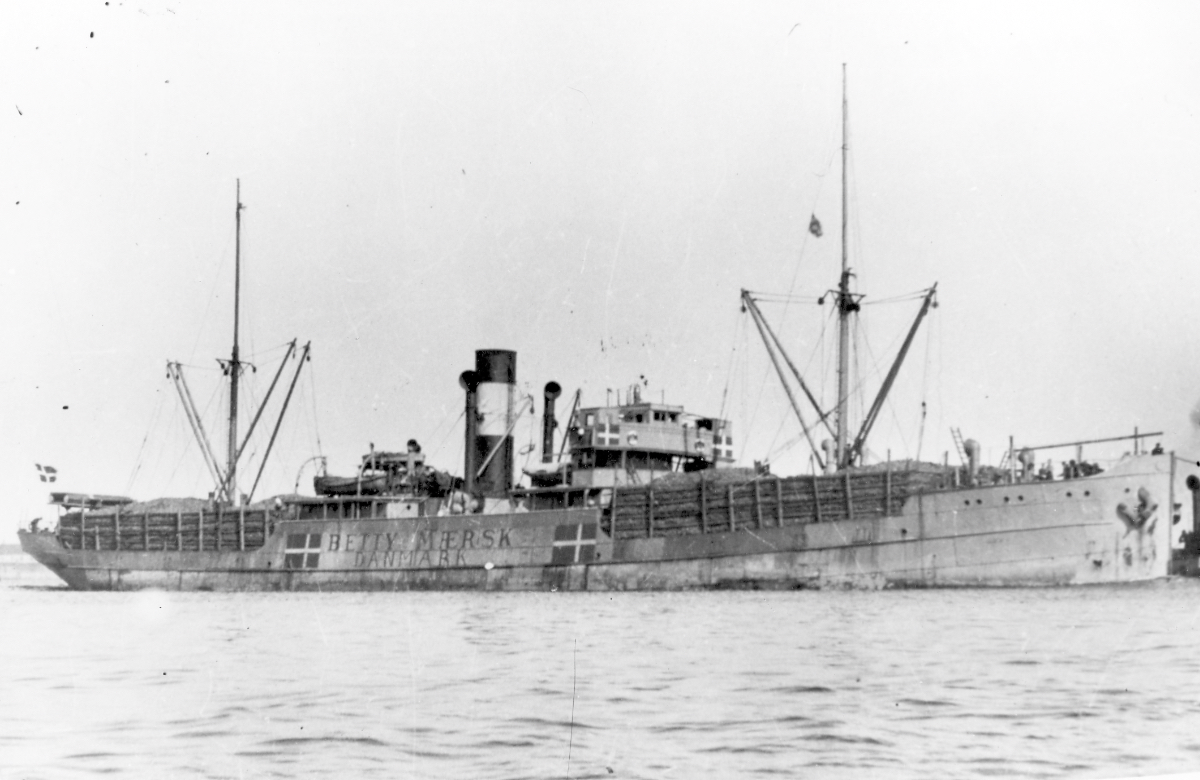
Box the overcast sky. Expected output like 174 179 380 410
3 1 1200 531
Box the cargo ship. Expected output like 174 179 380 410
19 77 1200 590
16 346 1195 590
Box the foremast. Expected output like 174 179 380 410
164 180 310 506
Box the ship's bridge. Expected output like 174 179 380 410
566 396 733 487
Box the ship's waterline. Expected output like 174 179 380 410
19 449 1189 590
17 84 1199 590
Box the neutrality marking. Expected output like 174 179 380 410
284 533 322 569
552 523 597 565
595 421 620 447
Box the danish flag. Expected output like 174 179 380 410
284 533 322 569
595 420 621 447
551 523 597 565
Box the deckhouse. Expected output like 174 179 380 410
565 388 734 487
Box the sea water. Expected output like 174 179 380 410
3 579 1200 779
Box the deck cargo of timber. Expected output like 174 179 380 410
18 76 1200 591
18 343 1200 591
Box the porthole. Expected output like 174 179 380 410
1084 491 1090 497
1066 492 1072 497
976 499 983 505
1004 496 1010 503
963 500 970 506
1018 496 1024 501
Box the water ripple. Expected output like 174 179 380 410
5 584 1200 778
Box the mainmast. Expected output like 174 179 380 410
226 180 244 504
744 66 934 473
834 64 854 469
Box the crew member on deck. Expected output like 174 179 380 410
404 439 423 487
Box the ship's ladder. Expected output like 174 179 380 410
950 427 968 466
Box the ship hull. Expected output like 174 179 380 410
18 455 1183 591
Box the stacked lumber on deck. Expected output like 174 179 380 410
607 467 949 540
56 507 280 553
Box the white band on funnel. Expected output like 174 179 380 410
476 382 513 437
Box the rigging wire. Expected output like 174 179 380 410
175 342 309 499
266 414 300 498
862 289 936 306
766 432 806 463
817 303 831 408
737 322 749 463
882 373 913 459
124 385 168 496
744 138 838 462
255 379 311 500
856 312 878 457
729 315 747 464
853 313 866 449
737 104 941 471
518 398 539 481
856 310 915 383
744 101 954 470
164 402 206 495
846 134 868 291
204 376 231 493
245 340 296 362
188 221 235 366
914 316 937 464
748 286 935 308
897 300 938 463
140 374 219 498
242 217 255 368
307 360 324 457
201 380 224 443
927 297 946 462
745 292 836 467
775 146 837 335
291 380 322 485
742 307 775 457
132 392 180 497
242 377 261 445
430 408 466 470
717 305 746 427
442 410 468 482
157 401 187 491
233 342 293 457
871 301 932 462
170 361 223 373
762 405 792 465
735 108 840 468
744 291 827 304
